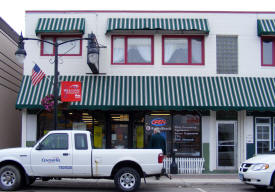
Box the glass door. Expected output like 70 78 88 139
217 121 237 169
110 114 129 149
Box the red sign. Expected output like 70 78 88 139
151 118 167 126
61 81 82 102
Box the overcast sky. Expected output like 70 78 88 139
1 0 275 34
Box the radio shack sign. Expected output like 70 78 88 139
61 81 82 102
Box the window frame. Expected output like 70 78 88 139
261 37 275 67
255 117 271 154
162 35 205 66
111 35 154 65
40 34 83 56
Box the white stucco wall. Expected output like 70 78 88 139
202 116 210 143
23 11 275 77
244 115 254 158
21 110 37 147
209 110 216 171
26 114 37 142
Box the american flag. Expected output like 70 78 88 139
32 64 45 86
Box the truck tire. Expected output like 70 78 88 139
0 165 22 191
114 167 141 192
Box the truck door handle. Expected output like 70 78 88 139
63 153 69 156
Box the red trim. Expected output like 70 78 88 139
111 35 154 65
26 10 275 14
40 35 82 56
162 35 204 66
261 37 275 67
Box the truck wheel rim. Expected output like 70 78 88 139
120 173 135 189
1 171 16 187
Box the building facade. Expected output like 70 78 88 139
0 17 22 148
17 11 275 172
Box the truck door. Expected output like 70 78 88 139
72 133 92 176
31 133 73 176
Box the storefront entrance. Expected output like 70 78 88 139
217 121 237 169
110 114 129 149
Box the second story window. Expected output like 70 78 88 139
111 35 154 65
41 35 82 56
162 36 204 65
262 38 275 66
216 36 238 74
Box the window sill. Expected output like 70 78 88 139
111 63 154 65
163 63 204 66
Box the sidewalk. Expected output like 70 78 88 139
147 174 241 185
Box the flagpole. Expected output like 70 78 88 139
53 43 59 130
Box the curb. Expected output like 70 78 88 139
144 178 241 186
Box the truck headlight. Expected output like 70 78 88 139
251 163 269 171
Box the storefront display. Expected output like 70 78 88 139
174 114 201 157
38 110 201 156
145 114 172 154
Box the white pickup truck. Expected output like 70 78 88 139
0 130 165 191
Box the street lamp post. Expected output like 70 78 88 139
15 33 103 130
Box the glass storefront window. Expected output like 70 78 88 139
255 117 271 154
111 124 128 149
145 114 172 155
111 114 129 149
93 113 106 149
111 114 129 121
38 111 68 137
38 110 202 155
173 114 201 157
38 111 106 148
133 112 145 149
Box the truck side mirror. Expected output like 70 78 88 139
36 143 44 150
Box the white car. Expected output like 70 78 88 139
0 130 165 191
239 152 275 189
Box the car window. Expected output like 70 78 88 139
75 134 88 150
39 133 68 150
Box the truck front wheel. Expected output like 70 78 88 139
114 167 141 192
0 165 22 191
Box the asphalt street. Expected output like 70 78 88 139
6 180 274 192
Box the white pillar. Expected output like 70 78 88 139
238 110 246 167
26 114 37 144
21 109 27 147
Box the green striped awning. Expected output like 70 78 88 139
257 19 275 36
35 18 85 34
16 75 275 111
107 18 209 34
